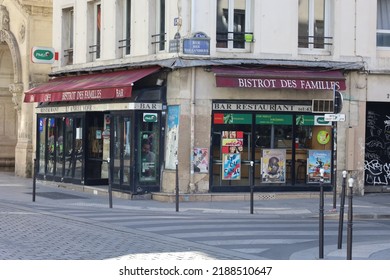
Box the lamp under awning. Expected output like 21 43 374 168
212 66 346 91
24 66 160 103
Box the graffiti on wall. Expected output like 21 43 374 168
364 103 390 186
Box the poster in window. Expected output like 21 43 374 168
261 149 286 183
193 148 209 173
222 153 241 180
221 131 243 153
307 150 332 183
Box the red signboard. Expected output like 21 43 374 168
212 66 346 91
24 66 160 103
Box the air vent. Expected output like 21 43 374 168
312 99 333 113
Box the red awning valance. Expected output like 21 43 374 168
24 66 160 103
212 66 346 91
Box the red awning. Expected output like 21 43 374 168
212 66 346 91
24 66 160 103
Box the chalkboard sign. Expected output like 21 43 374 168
364 102 390 186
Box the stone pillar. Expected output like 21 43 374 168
10 83 33 177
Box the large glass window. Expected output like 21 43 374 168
216 0 252 50
298 0 331 50
377 0 390 47
138 114 160 183
37 116 84 182
211 111 333 191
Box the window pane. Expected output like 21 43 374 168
125 0 131 54
298 0 309 48
377 0 390 46
378 0 390 29
159 0 165 51
313 0 325 48
377 33 390 46
217 0 229 48
233 0 246 49
96 3 101 58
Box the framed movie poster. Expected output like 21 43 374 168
307 150 332 183
222 153 241 180
261 149 286 183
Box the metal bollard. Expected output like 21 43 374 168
250 161 254 214
175 161 179 212
319 168 325 259
337 170 348 249
347 177 354 260
32 158 37 202
107 158 113 209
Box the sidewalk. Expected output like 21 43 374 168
1 171 390 219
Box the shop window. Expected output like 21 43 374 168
210 110 333 191
139 114 160 184
47 118 55 175
298 0 332 52
38 118 47 174
377 0 390 47
216 0 253 51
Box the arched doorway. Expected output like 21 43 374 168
0 5 23 172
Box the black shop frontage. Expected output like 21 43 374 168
24 66 166 194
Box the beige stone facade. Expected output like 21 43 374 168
0 0 52 175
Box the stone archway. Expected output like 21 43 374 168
0 5 24 172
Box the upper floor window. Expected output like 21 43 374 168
216 0 253 50
298 0 332 51
88 1 101 60
62 7 74 65
118 0 131 56
377 0 390 47
152 0 166 52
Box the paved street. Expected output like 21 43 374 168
1 171 390 260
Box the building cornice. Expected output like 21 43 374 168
50 58 366 77
16 0 52 16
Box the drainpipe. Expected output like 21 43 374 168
189 67 196 193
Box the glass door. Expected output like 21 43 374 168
135 111 161 193
111 114 133 192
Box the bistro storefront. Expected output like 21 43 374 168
206 66 347 193
210 101 334 192
24 66 166 194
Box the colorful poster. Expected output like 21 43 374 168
261 149 286 183
222 153 241 180
307 150 332 183
221 131 244 154
165 105 180 169
193 148 209 173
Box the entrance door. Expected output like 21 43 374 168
111 114 133 192
85 113 108 185
134 111 162 193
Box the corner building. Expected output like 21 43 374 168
23 0 390 196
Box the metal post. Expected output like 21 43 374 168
175 161 179 212
32 158 37 202
319 168 325 259
250 161 254 214
337 170 348 249
107 158 113 208
347 177 354 260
